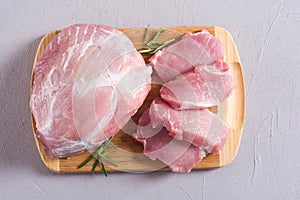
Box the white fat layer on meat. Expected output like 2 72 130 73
77 27 97 61
62 27 80 71
101 27 117 35
83 24 89 35
197 64 229 75
180 101 217 109
74 26 80 45
57 33 62 44
39 67 57 133
205 36 210 48
76 29 122 64
62 50 73 71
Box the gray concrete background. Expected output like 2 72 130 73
1 0 299 199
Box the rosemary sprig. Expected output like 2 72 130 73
139 26 175 55
144 24 150 44
100 161 108 177
146 27 165 47
150 38 175 54
91 159 99 171
77 136 118 176
76 154 94 169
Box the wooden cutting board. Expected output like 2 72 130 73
30 26 245 173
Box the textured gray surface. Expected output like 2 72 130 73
1 0 299 199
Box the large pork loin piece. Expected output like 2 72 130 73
30 24 152 158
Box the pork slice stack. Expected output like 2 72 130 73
30 24 152 158
134 29 235 172
133 108 206 173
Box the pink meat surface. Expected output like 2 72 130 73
149 30 225 83
30 24 152 158
134 109 206 173
160 59 235 109
149 98 229 153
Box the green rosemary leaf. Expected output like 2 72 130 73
76 154 94 169
146 27 165 47
98 136 113 153
151 41 166 45
100 161 108 177
91 159 99 171
77 136 116 177
139 48 155 54
140 26 175 55
144 24 150 43
151 38 175 54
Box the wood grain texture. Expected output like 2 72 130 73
30 26 245 173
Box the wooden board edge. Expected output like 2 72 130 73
214 26 241 63
214 26 245 167
220 62 245 167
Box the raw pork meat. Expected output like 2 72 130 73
160 59 235 109
30 24 152 158
149 98 228 153
134 109 206 173
149 30 225 83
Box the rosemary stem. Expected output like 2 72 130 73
146 27 165 47
144 24 150 44
77 154 94 169
140 27 175 55
76 136 115 176
151 38 175 54
100 160 108 177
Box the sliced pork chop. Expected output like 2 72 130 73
149 98 228 153
149 29 225 83
134 109 206 173
160 59 235 109
30 24 152 158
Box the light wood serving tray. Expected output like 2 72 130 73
31 26 245 173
